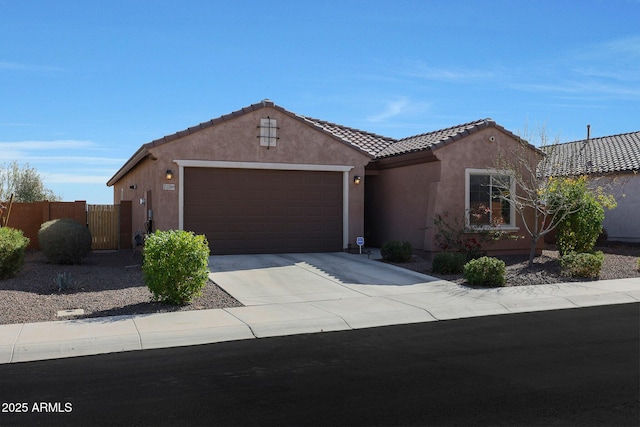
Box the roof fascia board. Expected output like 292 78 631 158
107 100 375 186
368 150 438 170
106 146 150 186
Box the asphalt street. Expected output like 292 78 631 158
1 303 638 426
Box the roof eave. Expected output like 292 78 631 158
106 146 151 187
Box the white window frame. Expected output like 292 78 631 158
465 168 518 231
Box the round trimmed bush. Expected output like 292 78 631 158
142 229 210 305
38 218 92 264
0 227 30 279
432 251 466 274
560 251 604 279
381 240 413 263
463 256 506 287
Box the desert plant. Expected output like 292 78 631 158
53 272 75 292
637 258 640 272
553 176 614 255
463 256 506 287
560 251 604 279
0 227 30 279
431 251 466 274
38 218 92 264
142 229 210 305
432 212 511 261
380 240 412 263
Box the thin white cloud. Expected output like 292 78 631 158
0 140 98 150
368 98 411 122
509 80 640 98
405 62 498 83
577 35 640 60
512 36 640 100
0 140 124 163
44 173 111 184
11 156 125 165
0 61 64 72
367 97 431 123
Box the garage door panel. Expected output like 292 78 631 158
184 168 343 254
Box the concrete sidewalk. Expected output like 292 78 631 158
1 252 639 364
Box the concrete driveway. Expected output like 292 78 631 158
207 252 457 334
206 251 640 339
208 252 448 306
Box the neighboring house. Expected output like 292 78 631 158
107 100 542 256
541 131 640 243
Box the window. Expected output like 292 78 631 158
465 169 516 228
258 117 278 147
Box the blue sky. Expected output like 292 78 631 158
1 0 639 204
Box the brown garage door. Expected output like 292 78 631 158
184 168 343 254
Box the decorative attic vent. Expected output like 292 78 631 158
258 116 279 148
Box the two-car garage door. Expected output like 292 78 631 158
183 167 343 254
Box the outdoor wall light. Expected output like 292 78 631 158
166 169 173 180
354 176 362 185
139 198 145 205
129 184 137 190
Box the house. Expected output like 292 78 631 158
541 130 640 243
107 100 542 256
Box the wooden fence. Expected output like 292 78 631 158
3 200 132 251
4 201 86 250
87 204 119 250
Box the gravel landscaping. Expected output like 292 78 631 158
0 250 242 325
1 244 638 325
388 244 640 287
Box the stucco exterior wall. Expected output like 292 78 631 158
602 173 640 242
431 127 542 255
112 157 162 235
112 106 371 247
366 126 543 257
365 160 440 249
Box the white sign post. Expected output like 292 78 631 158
356 237 364 254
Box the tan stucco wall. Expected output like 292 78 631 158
367 127 543 256
602 173 640 242
431 127 542 255
113 157 163 235
112 107 371 247
365 161 440 249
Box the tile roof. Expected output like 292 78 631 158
540 131 640 176
107 99 530 185
375 119 499 158
297 116 397 156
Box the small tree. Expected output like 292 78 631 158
492 125 583 267
0 161 60 202
492 125 617 267
552 176 615 255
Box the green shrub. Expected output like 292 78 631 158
560 251 604 279
556 192 604 255
432 251 466 274
637 258 640 272
142 229 210 305
38 218 92 264
381 240 412 263
463 256 506 287
550 175 615 256
0 227 30 279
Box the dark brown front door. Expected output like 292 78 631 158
183 168 343 254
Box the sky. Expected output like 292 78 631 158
1 0 639 204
